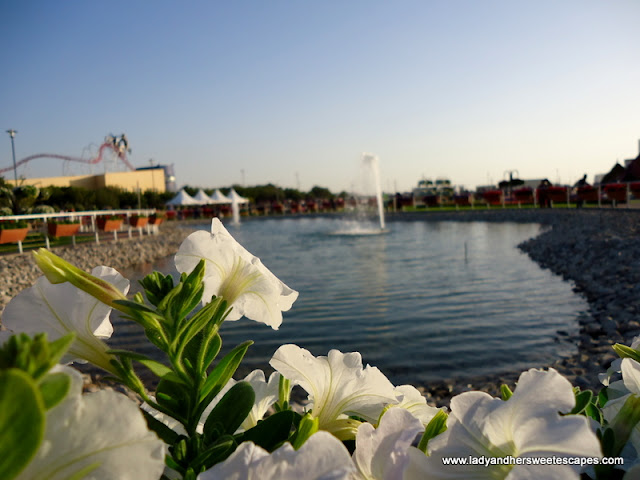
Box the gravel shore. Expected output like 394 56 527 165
1 210 637 407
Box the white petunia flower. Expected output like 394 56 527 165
270 344 397 439
405 368 602 479
238 370 281 431
199 431 355 480
174 218 298 329
16 366 165 480
602 358 640 470
3 266 129 373
353 407 423 480
392 384 441 425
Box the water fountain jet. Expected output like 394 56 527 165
331 153 387 236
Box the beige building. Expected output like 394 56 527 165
6 168 166 193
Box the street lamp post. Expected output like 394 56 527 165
6 129 17 183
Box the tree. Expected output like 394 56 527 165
309 186 334 200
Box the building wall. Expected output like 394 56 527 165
7 169 166 192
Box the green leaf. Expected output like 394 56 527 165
39 372 71 410
173 300 223 357
569 390 593 415
237 410 297 452
612 343 640 363
291 413 319 450
161 260 206 329
107 349 152 361
142 410 180 445
136 359 175 379
0 369 46 480
500 384 513 401
199 341 252 404
140 271 176 307
200 333 222 373
45 334 76 370
203 382 255 443
193 436 237 471
585 402 604 425
599 427 616 457
417 409 448 454
0 332 75 381
113 299 159 316
598 387 609 408
156 378 191 421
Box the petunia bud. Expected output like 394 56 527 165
33 249 128 311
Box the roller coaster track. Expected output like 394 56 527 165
0 141 135 175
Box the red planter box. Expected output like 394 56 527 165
0 228 29 244
149 217 163 226
482 190 503 205
577 186 599 202
604 183 627 202
129 216 148 228
48 223 81 238
98 218 123 232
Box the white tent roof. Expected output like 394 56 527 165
209 189 232 204
229 188 249 204
194 189 214 204
165 189 199 206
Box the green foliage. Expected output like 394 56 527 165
237 410 298 452
48 218 81 225
309 185 334 199
0 333 75 381
103 259 289 473
203 382 255 441
0 369 46 480
0 183 44 215
500 384 513 400
0 220 28 229
290 413 319 450
0 332 78 479
417 409 448 454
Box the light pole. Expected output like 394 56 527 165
6 129 17 183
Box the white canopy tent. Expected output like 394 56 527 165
229 189 250 204
209 189 232 204
165 189 199 206
194 189 214 205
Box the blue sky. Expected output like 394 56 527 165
1 1 639 193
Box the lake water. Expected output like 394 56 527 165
113 217 586 386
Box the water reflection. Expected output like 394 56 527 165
112 218 586 386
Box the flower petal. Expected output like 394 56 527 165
241 370 280 431
200 432 354 480
622 359 640 396
175 219 298 329
393 384 441 425
354 407 423 480
2 267 129 372
270 345 397 432
16 366 165 480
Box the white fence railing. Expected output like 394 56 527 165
0 209 158 253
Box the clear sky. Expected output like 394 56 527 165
1 1 639 193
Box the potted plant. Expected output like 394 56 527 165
129 214 148 228
148 214 164 226
97 215 123 232
0 220 29 244
48 219 81 238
